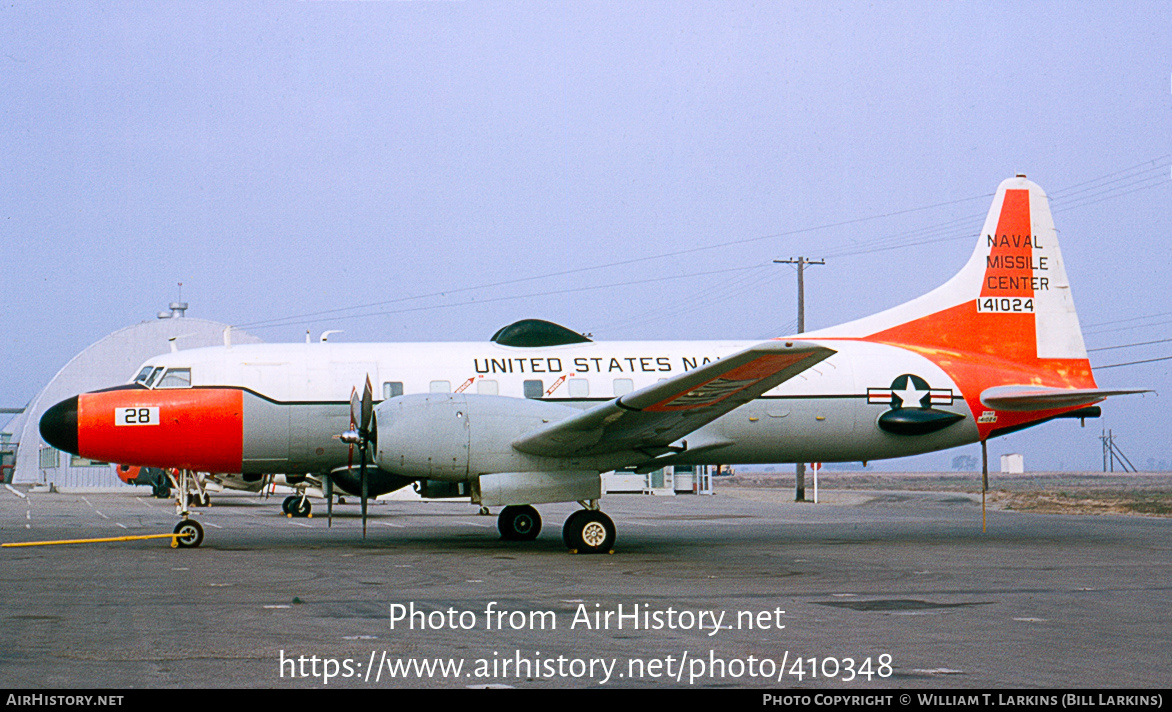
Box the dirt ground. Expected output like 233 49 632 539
717 470 1172 517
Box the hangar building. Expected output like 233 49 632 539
2 304 262 488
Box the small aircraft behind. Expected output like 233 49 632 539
40 176 1144 552
113 462 360 517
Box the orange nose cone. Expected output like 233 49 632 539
75 388 245 473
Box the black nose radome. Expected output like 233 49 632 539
40 396 79 455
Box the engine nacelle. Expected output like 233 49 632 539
475 470 601 507
373 393 582 481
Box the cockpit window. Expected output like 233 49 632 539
156 368 192 389
140 366 165 388
133 366 154 385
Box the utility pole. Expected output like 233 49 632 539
774 257 825 501
1099 428 1138 473
981 439 988 533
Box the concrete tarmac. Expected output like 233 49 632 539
1 484 1168 689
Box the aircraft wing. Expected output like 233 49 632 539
512 340 835 458
980 385 1152 412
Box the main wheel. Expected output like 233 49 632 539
289 497 311 518
561 509 588 548
281 495 296 515
498 505 542 541
562 510 616 554
173 519 204 548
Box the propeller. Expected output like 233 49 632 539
342 376 376 538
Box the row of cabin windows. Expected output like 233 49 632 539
383 378 636 400
129 368 644 399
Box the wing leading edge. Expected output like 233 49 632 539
512 340 836 459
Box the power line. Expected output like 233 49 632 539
234 157 1171 332
1085 316 1172 336
235 193 994 330
1048 155 1170 198
1087 337 1172 352
1049 172 1170 213
244 264 768 330
1084 309 1172 330
1054 153 1172 195
587 266 777 336
1095 354 1172 370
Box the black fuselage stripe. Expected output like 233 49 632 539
139 385 877 406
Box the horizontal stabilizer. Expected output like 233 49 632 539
980 385 1151 412
512 340 835 458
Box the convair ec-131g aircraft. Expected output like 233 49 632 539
40 177 1144 552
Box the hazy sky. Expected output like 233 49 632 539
2 2 1169 471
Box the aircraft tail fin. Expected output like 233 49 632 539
814 175 1090 368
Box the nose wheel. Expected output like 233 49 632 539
562 510 616 554
173 519 204 548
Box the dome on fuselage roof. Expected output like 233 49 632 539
490 319 592 347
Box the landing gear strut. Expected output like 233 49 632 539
498 505 541 541
168 468 209 515
168 469 207 548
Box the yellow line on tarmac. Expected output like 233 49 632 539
2 533 181 548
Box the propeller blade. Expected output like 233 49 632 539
360 376 374 435
360 445 369 539
323 471 333 528
349 386 360 433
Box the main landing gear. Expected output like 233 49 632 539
496 503 617 554
562 508 616 554
497 505 541 541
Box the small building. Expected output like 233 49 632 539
1000 453 1024 474
602 465 713 495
